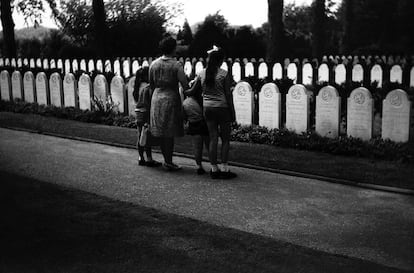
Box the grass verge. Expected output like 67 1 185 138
0 111 413 190
0 170 408 273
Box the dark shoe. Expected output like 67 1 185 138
138 159 146 166
163 163 182 172
197 168 206 175
220 171 237 179
146 160 162 167
210 170 221 179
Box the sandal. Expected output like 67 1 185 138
138 159 146 166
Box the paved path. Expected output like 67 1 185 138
0 128 413 271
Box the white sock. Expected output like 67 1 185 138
211 165 219 172
221 163 229 172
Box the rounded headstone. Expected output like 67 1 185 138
316 86 341 138
286 84 310 134
233 82 253 126
382 89 411 142
259 83 281 129
347 87 373 141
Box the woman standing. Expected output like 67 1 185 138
189 46 237 179
149 35 189 171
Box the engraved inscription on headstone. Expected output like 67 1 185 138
259 83 281 129
382 89 411 142
110 76 125 113
78 74 92 110
233 82 254 126
286 84 310 134
11 71 23 100
63 73 77 107
49 73 63 107
36 72 49 105
0 70 11 101
316 85 341 138
93 74 108 102
347 87 373 141
23 72 36 103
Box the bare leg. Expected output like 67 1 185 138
206 120 219 171
137 125 145 162
219 121 231 164
160 137 174 164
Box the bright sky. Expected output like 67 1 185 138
4 0 340 30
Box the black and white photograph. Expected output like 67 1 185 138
0 0 413 272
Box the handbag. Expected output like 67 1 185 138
139 125 149 146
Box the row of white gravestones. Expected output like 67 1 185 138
0 70 134 114
232 81 411 142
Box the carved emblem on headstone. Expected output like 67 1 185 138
12 73 19 81
291 88 302 100
321 89 332 102
237 86 246 96
263 87 273 98
80 76 88 85
1 72 6 80
353 92 365 105
51 75 58 84
37 74 44 82
25 73 32 81
65 76 73 84
390 93 402 107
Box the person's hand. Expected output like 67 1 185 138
189 79 196 87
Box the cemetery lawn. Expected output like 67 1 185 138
0 170 408 273
0 111 413 190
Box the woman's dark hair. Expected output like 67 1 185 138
205 47 225 88
159 34 177 55
132 66 149 102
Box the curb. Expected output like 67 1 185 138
2 125 414 196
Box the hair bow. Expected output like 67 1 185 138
207 45 219 54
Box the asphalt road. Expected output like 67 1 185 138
0 127 413 271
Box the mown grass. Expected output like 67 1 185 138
0 112 413 190
0 171 407 273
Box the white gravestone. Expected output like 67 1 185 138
233 82 254 126
220 61 228 71
72 59 79 73
36 58 42 68
316 86 341 138
57 59 63 71
11 58 17 67
50 59 56 69
104 60 112 73
302 63 313 85
352 64 364 82
49 73 63 107
390 65 403 84
11 71 23 100
347 87 373 141
245 62 254 77
232 62 241 82
23 72 36 103
142 60 149 68
29 59 35 68
370 64 383 87
195 61 204 76
93 74 108 102
96 60 103 72
382 89 411 142
64 60 71 74
110 76 125 113
0 71 11 101
258 62 268 79
80 59 87 72
43 59 49 69
127 76 136 116
36 72 49 105
17 58 23 67
259 83 281 129
78 74 92 110
287 63 297 83
0 58 4 67
63 73 77 107
286 84 310 134
273 63 283 80
23 58 29 66
335 64 346 85
114 60 121 76
123 60 130 78
132 60 139 74
318 64 329 83
5 58 10 66
184 61 192 78
410 67 414 88
88 60 95 72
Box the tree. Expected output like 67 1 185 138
267 0 284 62
311 0 325 58
92 0 107 57
190 12 229 57
0 0 17 57
177 19 193 45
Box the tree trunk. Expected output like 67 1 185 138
0 0 17 57
92 0 107 57
267 0 284 62
312 0 325 58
